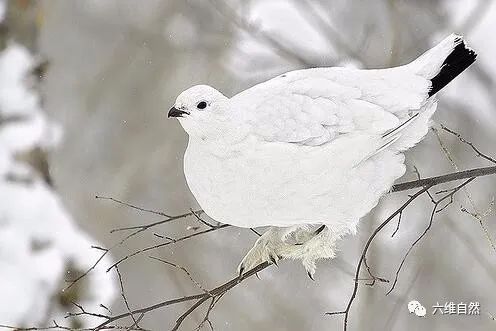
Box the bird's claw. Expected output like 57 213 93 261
237 231 283 275
238 265 245 277
269 254 279 266
237 225 333 279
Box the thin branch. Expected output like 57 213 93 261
390 211 402 238
94 263 271 330
149 256 211 294
386 177 475 296
327 122 495 330
189 209 217 228
114 266 141 330
126 314 145 331
326 186 431 329
95 195 173 218
65 301 110 320
390 166 496 192
440 124 496 165
63 247 109 291
362 256 389 286
171 297 209 331
0 323 144 331
99 304 112 315
195 297 216 331
106 224 229 272
110 210 201 234
93 293 206 331
434 127 496 253
461 197 495 219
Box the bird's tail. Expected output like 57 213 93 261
408 34 477 96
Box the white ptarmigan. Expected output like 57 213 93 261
168 34 476 278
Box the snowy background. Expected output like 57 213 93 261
1 0 496 330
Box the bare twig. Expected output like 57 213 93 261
65 301 110 320
99 304 112 315
110 210 201 235
390 211 402 238
461 197 495 219
386 177 476 296
433 127 496 253
327 126 496 330
362 256 389 286
114 266 141 330
126 314 145 331
195 296 217 331
328 142 493 329
93 262 271 330
390 166 496 192
96 195 173 218
63 247 109 291
149 256 210 294
440 124 496 165
106 225 230 272
326 186 431 330
0 322 144 331
189 209 217 228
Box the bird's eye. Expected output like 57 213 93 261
196 101 207 110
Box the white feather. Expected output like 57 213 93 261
171 34 474 274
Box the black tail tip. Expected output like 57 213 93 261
429 38 477 96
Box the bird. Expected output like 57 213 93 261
168 34 476 279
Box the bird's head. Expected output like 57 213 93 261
168 85 231 139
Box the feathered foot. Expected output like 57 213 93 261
237 225 337 279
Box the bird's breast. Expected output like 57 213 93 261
183 138 307 227
182 136 407 228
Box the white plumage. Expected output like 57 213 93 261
169 34 476 276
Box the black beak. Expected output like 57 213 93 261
168 107 190 118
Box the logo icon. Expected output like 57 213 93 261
408 300 426 317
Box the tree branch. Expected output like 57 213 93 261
326 186 432 329
391 166 496 192
94 262 270 330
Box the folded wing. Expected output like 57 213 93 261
233 66 431 147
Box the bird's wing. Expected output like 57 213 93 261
232 66 431 146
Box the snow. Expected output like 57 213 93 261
0 42 116 327
0 45 40 117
